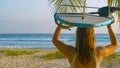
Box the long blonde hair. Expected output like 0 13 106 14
76 27 96 65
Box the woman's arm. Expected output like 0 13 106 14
107 25 118 45
97 24 118 58
52 24 74 57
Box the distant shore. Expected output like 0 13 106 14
0 48 120 68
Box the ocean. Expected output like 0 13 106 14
0 34 120 51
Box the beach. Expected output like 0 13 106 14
1 0 120 68
0 49 70 68
0 33 119 68
0 49 120 68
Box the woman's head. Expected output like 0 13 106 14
76 27 96 47
76 27 96 64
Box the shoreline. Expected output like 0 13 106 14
0 48 120 52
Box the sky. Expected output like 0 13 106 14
0 0 119 34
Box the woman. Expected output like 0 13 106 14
52 23 118 68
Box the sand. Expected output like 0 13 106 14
0 49 119 68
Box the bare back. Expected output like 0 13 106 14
67 48 98 68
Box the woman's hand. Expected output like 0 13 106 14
107 21 115 28
58 23 71 30
107 24 112 28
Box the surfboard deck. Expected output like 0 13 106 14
54 13 114 28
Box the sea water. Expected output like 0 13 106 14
0 34 120 51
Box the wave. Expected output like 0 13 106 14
0 34 120 42
0 38 119 43
0 38 74 42
0 45 21 48
0 38 51 42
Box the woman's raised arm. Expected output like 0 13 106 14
97 24 118 58
52 24 74 57
108 25 118 46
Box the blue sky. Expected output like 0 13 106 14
0 0 119 33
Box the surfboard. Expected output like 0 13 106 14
54 13 114 28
